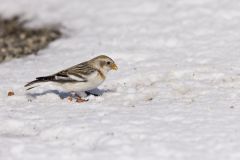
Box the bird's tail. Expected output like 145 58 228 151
25 75 55 90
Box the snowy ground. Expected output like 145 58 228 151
1 0 240 159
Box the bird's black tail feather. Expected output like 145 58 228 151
25 75 55 90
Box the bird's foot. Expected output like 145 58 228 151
67 96 73 102
76 96 88 103
67 92 88 103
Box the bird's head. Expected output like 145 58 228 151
90 55 118 73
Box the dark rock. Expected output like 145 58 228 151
0 15 62 63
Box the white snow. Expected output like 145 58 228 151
1 0 240 159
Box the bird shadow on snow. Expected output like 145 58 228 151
26 88 115 99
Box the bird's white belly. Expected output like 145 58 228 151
55 74 104 92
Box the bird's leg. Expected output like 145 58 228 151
65 91 88 103
66 91 75 102
69 91 88 103
67 96 73 102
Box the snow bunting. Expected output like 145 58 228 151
25 55 118 99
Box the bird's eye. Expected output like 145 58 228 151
107 61 111 65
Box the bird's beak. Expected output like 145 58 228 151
111 63 118 70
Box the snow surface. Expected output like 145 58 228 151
1 0 240 159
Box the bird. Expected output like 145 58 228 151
25 55 118 102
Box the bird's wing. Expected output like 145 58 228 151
54 62 97 82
